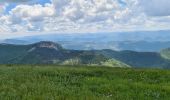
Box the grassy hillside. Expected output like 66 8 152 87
0 65 170 99
0 44 29 63
161 48 170 59
98 49 170 68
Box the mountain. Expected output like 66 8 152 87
12 30 170 42
98 49 170 68
0 41 170 68
0 41 130 68
112 41 170 52
160 48 170 60
2 30 170 52
2 39 30 45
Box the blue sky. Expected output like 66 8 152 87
0 0 170 39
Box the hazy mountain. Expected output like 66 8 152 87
113 41 170 52
2 30 170 52
12 30 170 42
2 39 30 45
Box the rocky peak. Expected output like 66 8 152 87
29 41 63 51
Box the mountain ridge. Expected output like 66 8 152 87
0 41 130 68
0 41 170 68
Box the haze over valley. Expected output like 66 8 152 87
2 30 170 52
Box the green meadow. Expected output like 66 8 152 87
0 65 170 100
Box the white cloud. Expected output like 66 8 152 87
0 0 134 33
0 3 56 32
0 0 170 37
10 4 55 22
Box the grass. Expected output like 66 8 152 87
0 65 170 100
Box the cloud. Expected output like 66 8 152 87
51 0 133 23
0 3 55 32
10 4 55 22
0 0 170 36
139 0 170 16
0 0 135 32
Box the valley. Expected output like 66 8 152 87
3 30 170 52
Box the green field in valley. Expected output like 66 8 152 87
0 65 170 100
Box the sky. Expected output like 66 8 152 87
0 0 170 39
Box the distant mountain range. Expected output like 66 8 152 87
0 41 170 68
2 30 170 52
